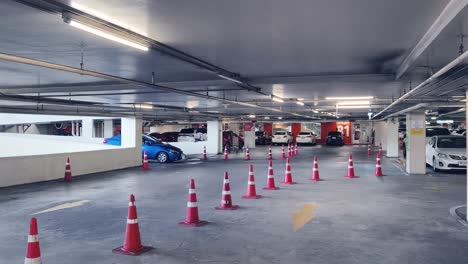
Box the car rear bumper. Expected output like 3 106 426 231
296 138 314 144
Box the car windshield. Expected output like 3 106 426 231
328 132 342 136
299 132 311 135
275 132 286 135
426 128 450 137
437 137 466 148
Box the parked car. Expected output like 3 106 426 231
255 131 272 145
272 131 292 145
403 126 451 158
425 135 466 171
223 131 244 151
104 134 184 163
296 131 317 145
326 131 344 146
451 128 466 136
149 132 179 142
177 128 207 142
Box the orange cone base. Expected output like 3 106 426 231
262 186 280 190
280 181 297 184
375 172 384 177
242 194 262 199
344 175 359 178
112 245 153 256
178 220 209 227
215 205 239 210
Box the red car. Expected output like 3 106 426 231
148 132 179 142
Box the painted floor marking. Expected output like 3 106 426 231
292 203 316 232
32 200 91 215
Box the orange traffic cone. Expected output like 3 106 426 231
245 147 251 161
142 151 149 170
24 218 41 264
215 172 239 210
375 155 384 176
367 144 372 156
378 143 382 157
281 157 297 184
64 157 72 182
268 145 272 160
288 144 292 157
179 179 209 226
281 144 286 159
112 194 153 255
202 145 207 160
242 164 261 199
345 154 358 178
224 146 228 161
294 143 298 156
310 156 321 181
263 160 279 190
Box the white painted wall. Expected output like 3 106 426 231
386 118 399 157
0 118 142 188
149 124 188 133
170 141 206 155
207 120 222 154
406 113 426 174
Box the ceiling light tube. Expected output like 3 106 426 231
336 105 370 109
337 100 370 105
217 74 243 84
249 114 256 118
271 95 284 103
325 96 373 100
66 20 149 51
296 101 305 106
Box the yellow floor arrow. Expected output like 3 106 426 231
32 200 91 215
292 203 316 232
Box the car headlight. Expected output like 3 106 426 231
169 149 179 153
438 153 448 158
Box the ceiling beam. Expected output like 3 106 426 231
395 0 468 80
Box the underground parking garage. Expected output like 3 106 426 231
0 0 468 263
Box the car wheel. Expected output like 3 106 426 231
156 152 169 163
432 157 439 172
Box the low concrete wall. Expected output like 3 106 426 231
0 132 140 187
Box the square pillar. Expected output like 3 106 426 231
466 90 468 220
121 117 142 148
406 112 426 174
207 120 222 154
81 118 93 138
103 119 114 138
386 118 399 157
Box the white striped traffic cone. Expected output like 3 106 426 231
179 179 209 226
64 157 72 182
281 157 297 184
142 151 149 170
242 164 261 199
112 194 153 255
263 160 279 190
215 172 239 210
24 218 41 264
245 147 250 161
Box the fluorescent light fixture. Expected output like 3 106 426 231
271 95 284 103
326 96 373 100
312 110 319 113
189 110 200 113
277 116 283 120
264 116 271 120
337 100 370 106
135 103 153 109
430 117 437 120
217 74 243 84
249 114 256 118
296 101 305 106
67 20 149 51
336 105 370 109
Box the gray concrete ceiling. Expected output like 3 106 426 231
0 0 465 121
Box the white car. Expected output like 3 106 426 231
272 131 292 145
296 131 317 145
425 135 466 171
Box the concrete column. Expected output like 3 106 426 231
466 90 468 220
103 119 114 138
207 120 222 154
81 118 93 138
121 117 142 148
405 112 426 174
386 118 399 157
374 121 386 147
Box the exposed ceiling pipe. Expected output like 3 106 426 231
14 0 264 94
374 48 468 119
380 103 466 120
0 53 314 119
438 108 466 117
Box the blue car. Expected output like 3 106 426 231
104 134 184 163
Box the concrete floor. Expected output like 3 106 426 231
1 145 467 263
